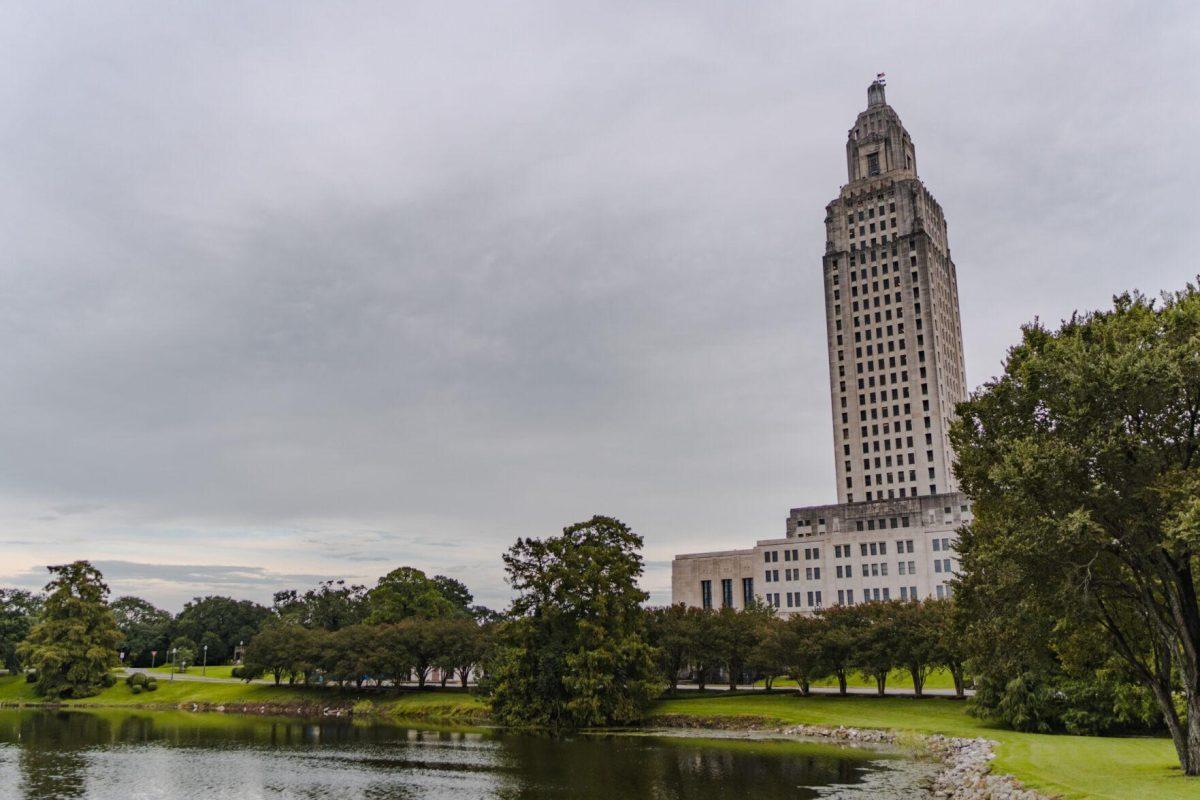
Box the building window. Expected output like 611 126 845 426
721 578 733 609
742 577 754 608
700 580 712 610
867 152 880 176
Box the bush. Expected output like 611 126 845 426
102 673 116 687
25 670 36 683
970 669 1161 735
125 672 149 688
144 681 157 692
130 685 142 695
230 666 243 679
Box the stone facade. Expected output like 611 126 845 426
672 80 969 615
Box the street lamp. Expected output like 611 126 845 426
150 650 157 669
171 647 178 681
202 644 208 677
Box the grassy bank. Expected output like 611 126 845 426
0 675 487 721
651 692 1188 800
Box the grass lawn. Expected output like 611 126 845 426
143 664 239 679
652 692 1189 800
754 666 961 692
0 675 487 720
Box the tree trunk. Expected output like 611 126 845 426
1185 693 1200 776
951 665 965 698
440 672 449 688
911 666 924 698
799 677 810 696
876 673 886 696
837 670 847 695
459 668 470 688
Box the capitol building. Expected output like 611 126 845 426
672 80 969 614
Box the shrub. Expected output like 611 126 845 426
351 700 376 716
101 673 116 688
230 666 243 679
125 672 149 688
130 685 142 695
144 682 157 692
25 670 36 683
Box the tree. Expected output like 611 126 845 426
109 596 171 667
951 286 1200 774
394 617 443 688
814 605 857 695
747 615 787 690
687 607 721 691
18 562 121 698
712 605 771 690
892 601 938 698
777 613 828 696
0 589 42 673
365 567 457 623
487 516 661 728
925 598 969 698
172 596 270 662
243 623 306 685
435 617 484 687
645 604 693 693
853 601 901 696
273 580 368 630
431 575 474 616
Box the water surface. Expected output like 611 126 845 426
0 709 933 799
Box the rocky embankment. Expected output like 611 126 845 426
650 715 1053 800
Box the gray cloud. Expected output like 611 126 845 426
0 1 1197 609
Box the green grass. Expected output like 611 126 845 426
0 675 487 720
651 692 1190 800
142 664 239 679
754 666 960 692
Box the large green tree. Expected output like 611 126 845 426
172 596 270 662
952 286 1200 774
488 515 661 728
0 589 42 673
109 596 171 667
272 580 367 630
18 562 121 698
365 567 457 623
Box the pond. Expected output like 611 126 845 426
0 709 936 799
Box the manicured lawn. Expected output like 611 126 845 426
0 675 487 720
754 666 961 692
144 664 239 679
652 692 1190 800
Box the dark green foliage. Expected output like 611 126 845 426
0 589 42 672
952 285 1200 773
172 596 270 663
271 580 368 630
487 516 661 729
109 596 171 667
365 567 460 623
18 561 121 699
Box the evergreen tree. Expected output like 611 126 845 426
19 561 120 699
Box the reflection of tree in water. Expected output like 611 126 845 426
16 711 113 799
491 733 873 800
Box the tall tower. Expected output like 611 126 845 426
823 80 967 504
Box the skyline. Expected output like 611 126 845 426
2 2 1198 610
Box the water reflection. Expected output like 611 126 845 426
0 709 920 799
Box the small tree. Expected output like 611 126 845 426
925 598 968 698
19 561 120 699
893 601 938 698
854 601 901 696
779 613 828 696
645 604 693 693
713 605 772 690
814 605 856 694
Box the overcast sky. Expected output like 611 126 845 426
1 1 1196 611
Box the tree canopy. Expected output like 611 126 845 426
18 561 121 698
488 515 661 728
951 285 1200 774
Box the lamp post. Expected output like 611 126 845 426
150 650 157 669
170 647 178 681
202 644 208 677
